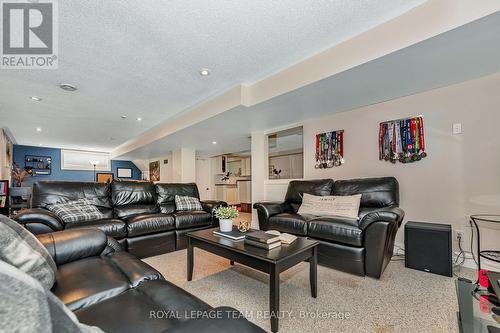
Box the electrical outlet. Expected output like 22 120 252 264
455 230 464 242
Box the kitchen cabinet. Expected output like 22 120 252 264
214 155 227 174
241 158 251 176
216 185 238 205
269 153 303 179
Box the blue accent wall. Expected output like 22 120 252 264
13 145 141 184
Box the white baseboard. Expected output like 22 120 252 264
393 242 500 272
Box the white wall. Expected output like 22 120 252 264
135 149 196 184
133 154 173 183
255 74 500 260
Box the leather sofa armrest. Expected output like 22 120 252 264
108 251 163 287
358 207 405 230
362 208 404 278
162 307 266 333
15 208 64 234
253 202 289 230
101 236 123 256
202 200 228 227
253 202 287 219
201 200 227 214
36 229 110 266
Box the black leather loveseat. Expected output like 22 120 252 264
36 228 264 333
16 180 226 258
254 177 404 278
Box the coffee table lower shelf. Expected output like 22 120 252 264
186 230 319 333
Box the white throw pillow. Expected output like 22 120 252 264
297 193 361 219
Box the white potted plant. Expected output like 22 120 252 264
214 206 239 232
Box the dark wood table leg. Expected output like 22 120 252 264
187 237 193 281
270 265 280 332
230 260 234 266
310 246 317 298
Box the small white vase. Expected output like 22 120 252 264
219 219 233 232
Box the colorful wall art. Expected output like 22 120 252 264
314 130 344 169
149 161 160 181
379 116 427 163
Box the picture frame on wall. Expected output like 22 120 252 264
117 167 132 178
149 161 160 182
96 172 114 183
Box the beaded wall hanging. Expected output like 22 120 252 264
379 116 427 164
315 130 344 168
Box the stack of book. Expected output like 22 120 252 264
244 230 282 250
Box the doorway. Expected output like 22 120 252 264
195 158 212 201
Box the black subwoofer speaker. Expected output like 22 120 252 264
405 221 452 277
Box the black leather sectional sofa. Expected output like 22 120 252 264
37 228 263 333
254 177 404 278
16 180 226 258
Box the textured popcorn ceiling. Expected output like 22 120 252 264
0 0 426 151
119 11 500 159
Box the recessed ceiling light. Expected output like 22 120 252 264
136 117 142 121
212 141 217 145
30 96 42 101
121 115 127 119
200 69 210 76
59 83 77 91
36 127 42 132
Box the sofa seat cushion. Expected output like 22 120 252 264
114 204 159 219
268 213 311 235
52 257 131 311
124 214 175 237
65 218 127 239
307 216 362 247
52 251 163 312
75 280 211 333
174 211 212 230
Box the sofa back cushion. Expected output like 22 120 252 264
284 179 334 212
32 181 113 218
331 177 399 208
111 180 158 218
155 183 200 213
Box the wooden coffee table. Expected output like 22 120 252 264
186 228 319 332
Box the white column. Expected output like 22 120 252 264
172 148 196 183
251 131 267 229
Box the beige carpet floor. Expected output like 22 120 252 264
143 249 474 333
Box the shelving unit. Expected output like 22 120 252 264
25 155 52 175
0 180 9 216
